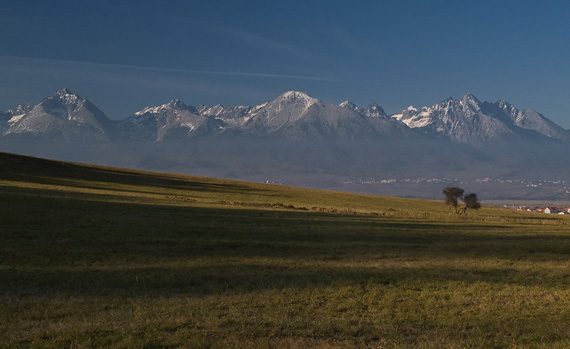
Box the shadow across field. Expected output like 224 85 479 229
3 187 570 300
2 259 570 299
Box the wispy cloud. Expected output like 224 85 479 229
220 25 310 60
0 56 334 82
0 56 425 103
174 18 311 61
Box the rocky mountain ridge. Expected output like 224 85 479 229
392 93 569 142
2 88 567 143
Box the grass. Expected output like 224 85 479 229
2 151 570 347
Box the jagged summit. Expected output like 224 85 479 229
366 103 387 118
164 99 188 110
56 88 73 95
339 101 365 116
461 92 479 101
134 99 190 116
48 88 82 106
339 101 388 118
460 93 482 111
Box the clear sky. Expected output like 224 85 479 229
1 0 570 127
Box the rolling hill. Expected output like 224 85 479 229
2 152 570 347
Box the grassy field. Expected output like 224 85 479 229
2 151 570 348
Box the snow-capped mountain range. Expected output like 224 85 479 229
392 93 568 142
2 88 568 144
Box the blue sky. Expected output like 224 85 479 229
1 0 570 127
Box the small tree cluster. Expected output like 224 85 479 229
442 187 481 214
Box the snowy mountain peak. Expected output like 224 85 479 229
366 103 387 118
460 93 481 106
498 98 512 109
459 93 482 113
278 91 318 106
56 88 73 96
3 88 114 141
339 101 387 118
167 99 187 109
51 88 81 105
339 101 357 109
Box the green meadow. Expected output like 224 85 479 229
2 151 570 348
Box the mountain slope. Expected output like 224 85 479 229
241 91 319 135
194 104 253 128
491 99 569 140
0 104 31 133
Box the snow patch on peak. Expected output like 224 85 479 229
278 91 318 105
53 88 80 105
56 88 73 96
460 93 481 113
269 91 319 115
249 102 268 115
281 90 311 98
135 99 188 116
339 101 357 109
391 113 404 121
8 114 25 126
390 105 431 128
136 105 167 116
402 114 432 128
498 99 512 109
461 93 481 105
366 103 387 118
